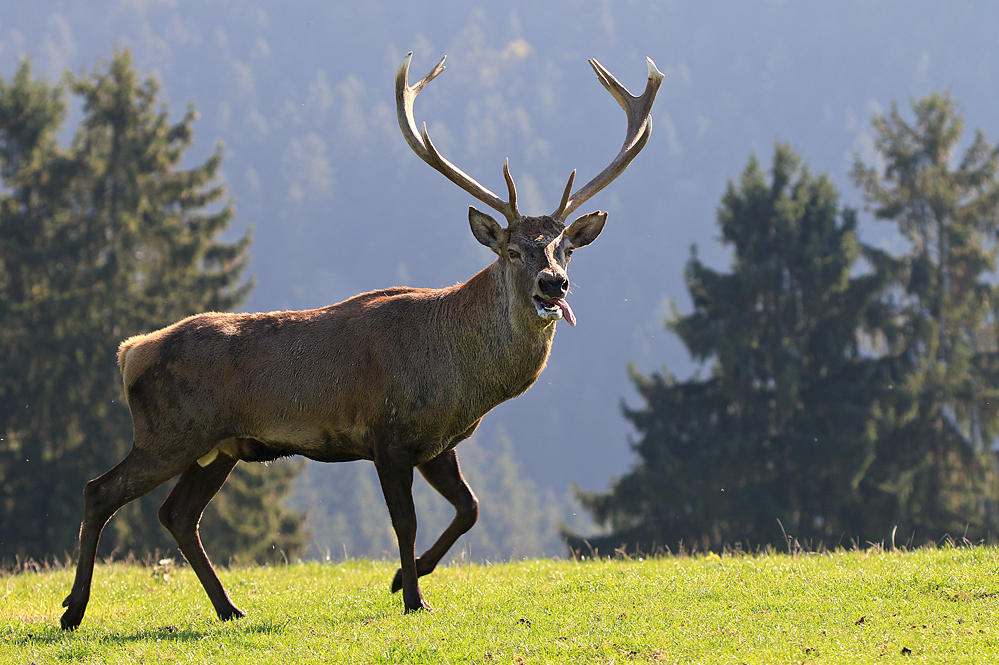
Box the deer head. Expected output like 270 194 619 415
396 53 664 329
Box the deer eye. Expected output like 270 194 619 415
564 247 574 259
507 248 521 260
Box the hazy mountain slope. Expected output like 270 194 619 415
3 0 998 497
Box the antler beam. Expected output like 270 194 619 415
396 53 520 224
552 57 664 221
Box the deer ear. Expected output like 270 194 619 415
565 211 607 248
469 207 506 253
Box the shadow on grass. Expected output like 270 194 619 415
7 618 290 647
119 621 290 643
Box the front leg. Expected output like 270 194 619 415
391 448 478 593
375 450 431 612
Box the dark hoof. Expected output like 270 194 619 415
390 568 403 593
218 606 246 622
60 607 83 631
61 595 85 630
404 600 433 613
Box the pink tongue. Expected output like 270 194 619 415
545 298 576 327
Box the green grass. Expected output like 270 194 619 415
3 547 999 663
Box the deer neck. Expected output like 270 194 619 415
446 261 556 400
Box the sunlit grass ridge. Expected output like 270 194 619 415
3 546 999 663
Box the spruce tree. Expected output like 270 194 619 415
574 144 889 553
0 50 305 562
851 93 999 542
0 58 80 558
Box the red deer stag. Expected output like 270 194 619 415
60 52 663 628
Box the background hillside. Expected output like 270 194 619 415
4 1 999 555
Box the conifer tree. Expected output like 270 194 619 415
573 144 889 553
851 93 999 541
0 50 305 562
0 57 80 558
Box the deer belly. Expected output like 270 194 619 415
207 418 375 464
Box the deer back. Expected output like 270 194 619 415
118 261 553 465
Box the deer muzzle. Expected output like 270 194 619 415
534 273 575 326
534 296 576 326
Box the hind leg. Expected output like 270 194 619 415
61 448 187 630
157 452 243 621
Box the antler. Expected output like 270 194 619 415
552 57 664 221
396 53 521 225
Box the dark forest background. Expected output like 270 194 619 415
4 2 999 562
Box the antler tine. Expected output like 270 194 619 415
555 169 576 220
396 52 520 225
552 57 664 221
502 158 520 221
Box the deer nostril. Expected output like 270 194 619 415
539 275 569 299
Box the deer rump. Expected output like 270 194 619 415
58 52 663 629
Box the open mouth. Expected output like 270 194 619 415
534 297 577 327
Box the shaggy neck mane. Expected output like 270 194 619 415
439 260 555 397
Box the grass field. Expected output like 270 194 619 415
3 546 999 663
